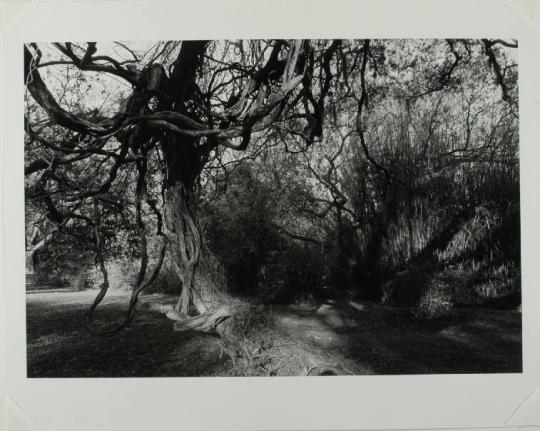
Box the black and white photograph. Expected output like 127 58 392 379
23 38 521 378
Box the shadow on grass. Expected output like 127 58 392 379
26 291 230 377
273 299 522 374
26 290 522 377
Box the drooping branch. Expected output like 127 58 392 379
271 222 322 246
86 165 168 336
489 39 518 49
405 40 464 100
86 200 110 331
86 235 168 336
482 39 516 105
354 40 393 183
25 44 164 140
25 45 113 134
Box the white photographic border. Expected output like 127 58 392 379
1 1 539 430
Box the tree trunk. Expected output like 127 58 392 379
25 233 52 275
26 251 36 274
155 40 250 335
162 180 239 334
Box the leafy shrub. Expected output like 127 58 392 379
201 163 326 301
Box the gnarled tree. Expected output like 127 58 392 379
24 39 342 334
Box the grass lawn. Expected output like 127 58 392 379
26 289 522 377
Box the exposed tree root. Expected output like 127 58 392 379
159 301 255 337
172 307 231 333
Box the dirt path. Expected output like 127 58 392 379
26 290 522 377
272 299 522 374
